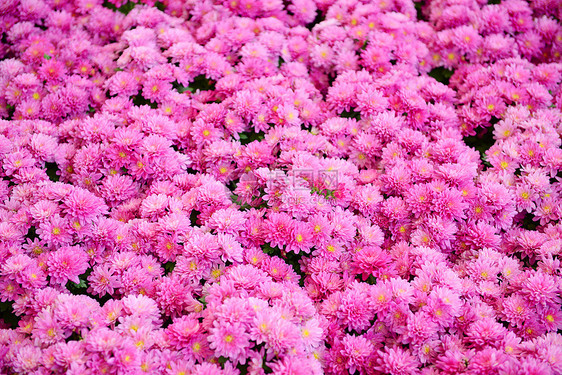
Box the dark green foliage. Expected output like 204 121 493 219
311 186 335 199
173 81 193 94
261 243 279 255
521 213 539 231
464 125 496 167
132 93 158 108
428 67 454 85
5 104 14 119
67 332 82 341
45 162 59 182
103 1 137 14
66 270 91 295
231 193 259 211
26 226 38 241
306 10 325 30
190 210 200 226
0 301 20 328
340 109 361 120
281 251 307 288
364 275 376 285
239 131 265 145
164 261 176 274
190 75 215 92
414 1 426 21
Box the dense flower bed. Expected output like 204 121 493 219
0 0 561 374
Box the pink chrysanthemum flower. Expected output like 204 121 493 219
521 271 560 306
209 321 251 364
37 214 73 246
87 265 121 297
208 208 247 236
285 221 314 254
11 345 42 373
166 315 200 349
376 346 420 375
337 284 375 332
62 188 107 223
340 334 374 374
32 309 65 346
46 246 89 285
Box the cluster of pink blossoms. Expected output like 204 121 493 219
0 0 562 374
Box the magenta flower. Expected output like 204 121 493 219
46 246 89 285
209 321 251 364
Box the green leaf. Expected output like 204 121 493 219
164 261 176 274
66 269 92 295
172 80 193 93
117 1 136 14
0 301 12 312
68 277 87 290
414 1 426 20
132 93 158 109
26 226 38 240
155 1 166 11
45 162 60 182
340 109 361 120
0 301 20 328
189 75 215 92
261 244 279 255
463 124 495 168
305 10 324 31
102 1 136 14
190 210 200 226
263 360 273 374
217 356 229 365
238 131 265 145
178 86 193 93
428 67 454 85
44 54 51 60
